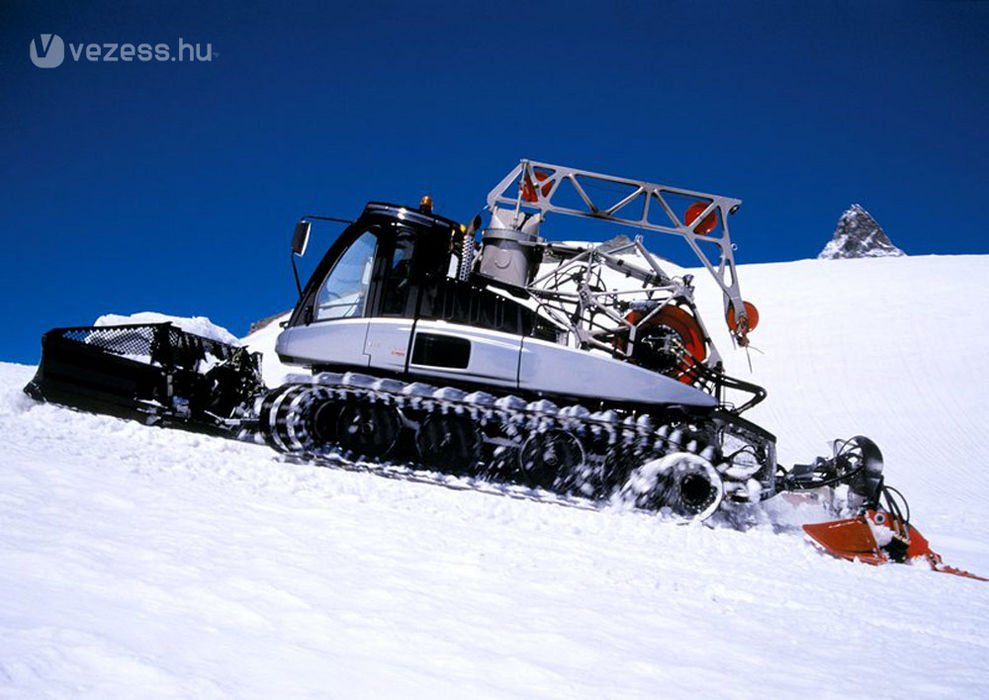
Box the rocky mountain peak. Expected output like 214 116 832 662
818 204 905 259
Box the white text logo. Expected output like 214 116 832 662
30 35 215 68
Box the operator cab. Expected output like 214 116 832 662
288 202 460 328
279 202 553 382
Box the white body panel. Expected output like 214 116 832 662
518 337 717 407
406 320 521 389
363 318 415 373
276 319 371 367
277 319 715 407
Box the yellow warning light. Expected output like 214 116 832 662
419 195 433 213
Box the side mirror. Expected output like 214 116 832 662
291 220 312 256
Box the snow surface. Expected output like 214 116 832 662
242 312 294 389
3 255 988 698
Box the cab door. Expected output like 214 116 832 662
275 227 379 368
362 227 418 373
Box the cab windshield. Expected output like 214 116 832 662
314 229 377 321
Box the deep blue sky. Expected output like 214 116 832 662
2 1 987 364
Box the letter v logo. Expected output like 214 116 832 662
30 33 65 68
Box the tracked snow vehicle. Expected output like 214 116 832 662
257 160 781 520
24 159 984 578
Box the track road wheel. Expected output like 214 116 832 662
620 451 724 520
309 397 341 449
518 429 584 490
336 402 401 459
594 445 644 497
416 413 481 474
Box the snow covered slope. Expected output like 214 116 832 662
692 255 989 529
2 255 988 698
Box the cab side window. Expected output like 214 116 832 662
379 230 416 316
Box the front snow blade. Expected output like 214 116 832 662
804 510 987 581
24 323 263 436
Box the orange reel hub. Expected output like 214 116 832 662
726 301 759 333
684 201 718 235
521 169 553 203
621 305 707 384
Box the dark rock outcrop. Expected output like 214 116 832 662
819 204 905 259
